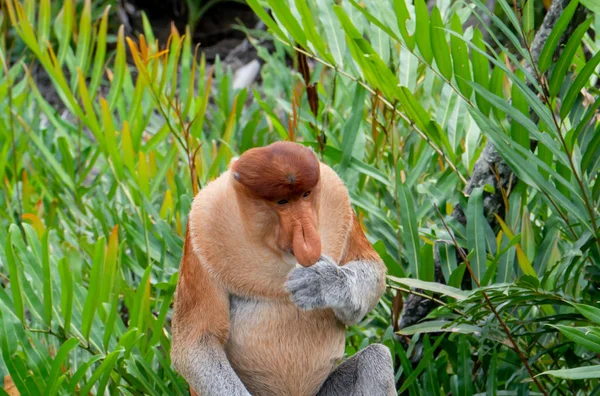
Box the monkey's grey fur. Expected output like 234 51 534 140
317 344 396 396
173 335 251 395
286 256 384 325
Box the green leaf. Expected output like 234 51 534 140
468 81 569 167
37 0 51 47
467 187 486 282
0 311 30 394
398 320 481 336
58 258 73 336
45 338 80 396
450 14 472 98
489 66 506 120
387 276 469 300
561 51 600 118
449 263 467 289
74 0 92 77
582 123 600 172
374 240 404 278
572 303 600 325
419 244 435 283
41 230 52 328
56 0 73 66
457 335 474 396
399 335 445 393
266 0 307 47
430 7 452 81
246 0 290 45
100 226 120 305
100 98 124 179
349 0 401 43
5 225 24 324
396 163 421 279
414 0 433 64
132 265 152 339
316 0 345 66
107 26 126 110
522 0 534 40
548 18 592 97
67 355 103 393
471 29 490 115
81 237 105 342
340 85 367 172
79 347 125 395
89 5 110 95
393 0 415 50
138 152 150 197
520 208 535 264
486 348 498 396
309 145 391 188
538 0 580 73
539 365 600 380
580 0 600 13
511 70 529 148
26 129 75 193
553 325 600 354
295 0 334 63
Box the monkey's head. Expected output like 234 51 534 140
231 141 322 267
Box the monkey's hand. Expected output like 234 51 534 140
286 256 384 325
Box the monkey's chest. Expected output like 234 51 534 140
225 296 346 396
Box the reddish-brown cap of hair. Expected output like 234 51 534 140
231 142 320 201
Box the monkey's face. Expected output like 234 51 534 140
269 186 321 267
231 142 322 267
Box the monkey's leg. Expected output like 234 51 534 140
317 344 396 396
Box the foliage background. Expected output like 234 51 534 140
0 0 600 394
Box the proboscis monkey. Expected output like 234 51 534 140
171 141 395 396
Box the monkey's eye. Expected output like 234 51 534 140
303 191 311 199
276 199 289 205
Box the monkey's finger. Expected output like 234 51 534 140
285 275 316 294
289 286 324 310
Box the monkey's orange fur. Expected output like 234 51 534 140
172 144 385 395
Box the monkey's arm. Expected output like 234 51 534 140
286 214 386 325
171 229 250 396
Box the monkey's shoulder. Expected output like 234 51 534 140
187 171 238 238
317 164 355 261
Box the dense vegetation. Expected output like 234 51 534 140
1 0 599 394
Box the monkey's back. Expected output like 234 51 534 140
225 295 346 396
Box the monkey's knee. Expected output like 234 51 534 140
355 344 395 396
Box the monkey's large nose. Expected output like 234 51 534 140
292 221 321 267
